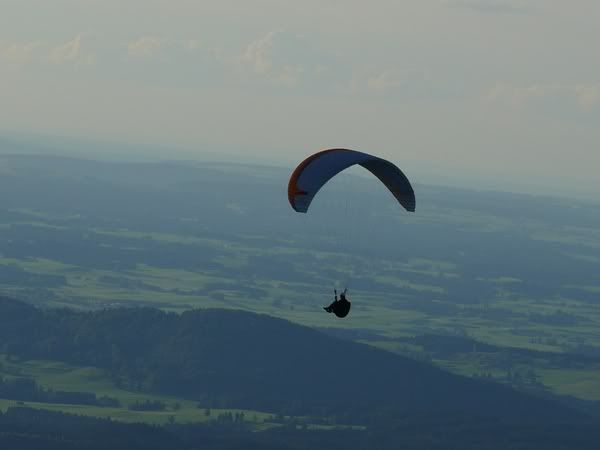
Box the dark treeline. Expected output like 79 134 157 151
0 297 587 423
0 376 120 407
2 406 600 450
0 224 220 273
0 407 180 450
404 333 600 365
128 399 166 411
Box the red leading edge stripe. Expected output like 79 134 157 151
287 149 344 210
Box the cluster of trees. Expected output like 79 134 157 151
0 376 119 407
527 310 584 326
401 332 600 378
472 370 545 391
213 411 247 426
128 400 166 412
2 406 600 450
0 407 179 450
0 224 219 272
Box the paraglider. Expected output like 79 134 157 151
288 148 416 318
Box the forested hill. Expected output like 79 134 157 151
0 297 581 422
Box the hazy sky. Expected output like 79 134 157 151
1 0 599 196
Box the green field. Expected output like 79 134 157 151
0 355 276 426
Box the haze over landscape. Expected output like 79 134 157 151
2 0 600 195
1 1 600 449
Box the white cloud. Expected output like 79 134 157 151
367 70 405 92
127 37 168 59
49 35 84 64
332 68 437 100
334 75 361 96
120 37 230 88
573 84 600 108
239 31 330 87
125 37 219 65
123 32 431 95
367 69 427 93
1 36 93 67
442 0 530 14
0 41 44 66
488 82 600 110
242 30 279 74
184 39 201 51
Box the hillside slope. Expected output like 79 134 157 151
0 297 582 422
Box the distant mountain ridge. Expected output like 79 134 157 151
0 297 583 422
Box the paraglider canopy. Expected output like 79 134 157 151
288 148 415 214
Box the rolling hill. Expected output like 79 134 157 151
0 297 582 423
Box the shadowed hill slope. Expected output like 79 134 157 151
0 297 583 422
